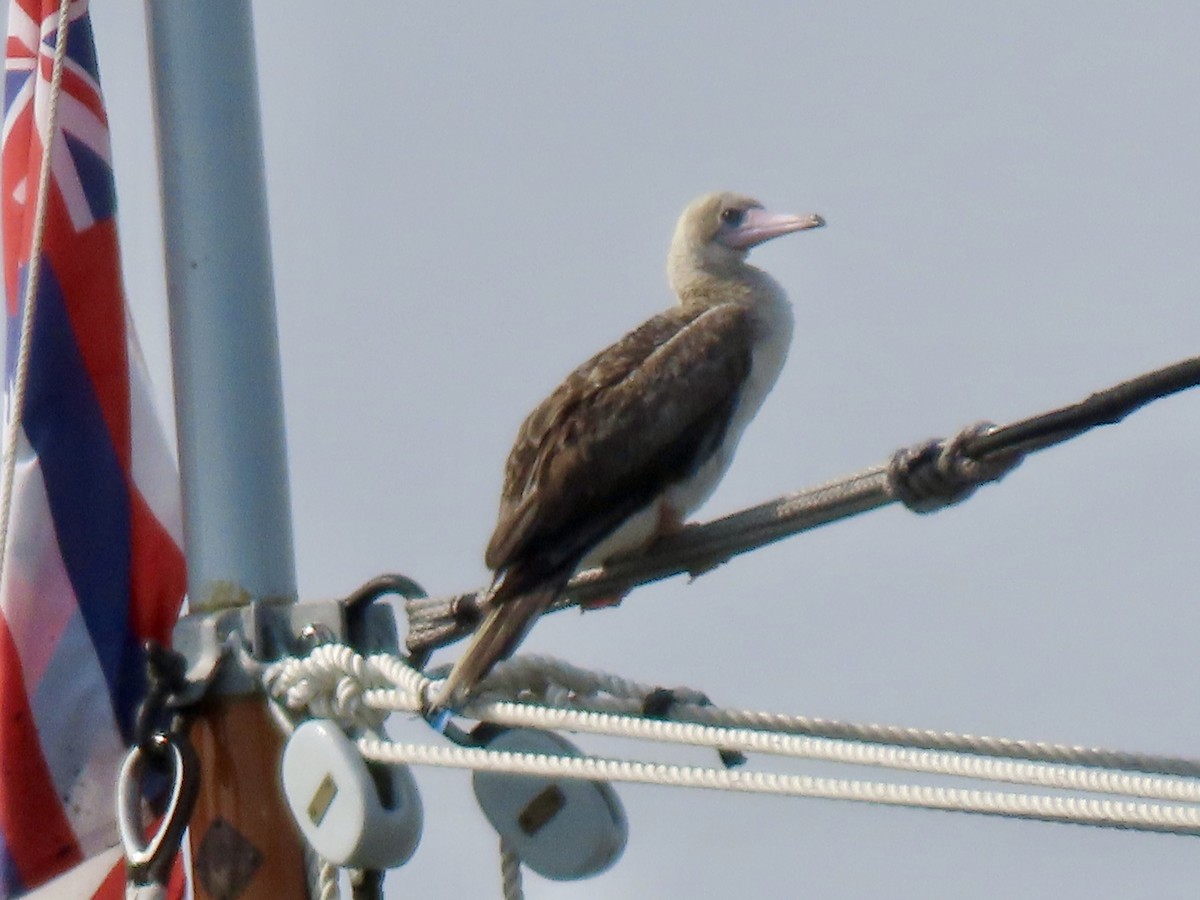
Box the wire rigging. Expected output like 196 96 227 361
965 356 1200 457
156 354 1200 890
405 355 1200 658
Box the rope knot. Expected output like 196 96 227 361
888 421 1022 514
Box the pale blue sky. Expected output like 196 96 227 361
73 3 1200 896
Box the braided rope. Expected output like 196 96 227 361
263 647 1200 835
468 699 1200 804
318 860 339 900
412 654 1200 781
264 644 407 730
469 655 1200 780
357 734 1200 837
499 839 523 900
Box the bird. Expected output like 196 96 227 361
434 192 824 713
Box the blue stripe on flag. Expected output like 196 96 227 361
3 68 31 118
0 833 22 897
20 261 143 738
64 15 101 84
63 134 114 224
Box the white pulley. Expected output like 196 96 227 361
472 728 627 881
281 719 422 870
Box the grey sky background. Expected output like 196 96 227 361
69 2 1200 897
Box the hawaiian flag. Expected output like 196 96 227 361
0 0 186 895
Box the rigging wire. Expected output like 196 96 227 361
405 355 1200 658
965 356 1200 457
252 356 1200 884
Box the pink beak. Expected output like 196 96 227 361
722 209 825 250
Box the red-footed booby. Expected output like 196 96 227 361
435 192 824 712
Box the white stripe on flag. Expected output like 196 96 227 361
127 323 183 547
0 428 127 853
0 429 74 686
32 610 126 852
25 844 122 898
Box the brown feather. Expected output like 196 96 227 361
435 190 821 709
435 578 562 710
485 303 754 580
435 304 755 707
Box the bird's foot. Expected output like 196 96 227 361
579 591 629 611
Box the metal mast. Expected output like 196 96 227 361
145 1 306 895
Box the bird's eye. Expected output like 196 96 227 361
720 208 745 227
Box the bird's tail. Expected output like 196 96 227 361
433 579 561 713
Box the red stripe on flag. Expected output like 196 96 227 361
59 66 105 123
0 617 82 888
90 842 188 899
0 107 34 310
128 486 186 646
90 855 123 899
43 213 131 470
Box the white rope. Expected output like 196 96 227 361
356 734 1200 837
468 655 1200 779
464 700 1200 805
264 643 402 730
0 0 73 590
264 646 1200 836
315 857 340 900
499 839 523 900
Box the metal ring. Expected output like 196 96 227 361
117 732 200 884
344 573 427 621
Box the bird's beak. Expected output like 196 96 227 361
723 209 825 250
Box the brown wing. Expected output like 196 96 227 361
484 303 754 592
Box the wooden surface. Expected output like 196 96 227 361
187 698 309 899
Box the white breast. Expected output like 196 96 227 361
581 273 793 570
663 271 793 519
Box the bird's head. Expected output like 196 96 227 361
667 192 824 294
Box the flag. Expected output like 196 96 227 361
26 844 187 900
0 0 186 895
